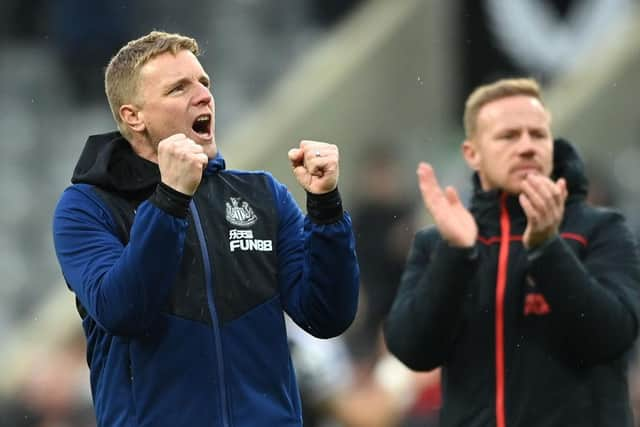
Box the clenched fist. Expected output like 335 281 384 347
158 134 209 195
288 140 339 194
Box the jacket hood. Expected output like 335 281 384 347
71 131 225 198
550 138 588 198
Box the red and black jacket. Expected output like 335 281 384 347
384 139 640 427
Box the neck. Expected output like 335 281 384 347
128 135 158 164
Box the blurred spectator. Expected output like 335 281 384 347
348 143 417 367
0 398 41 427
287 317 354 427
47 1 136 104
288 317 437 427
3 0 46 40
0 330 94 427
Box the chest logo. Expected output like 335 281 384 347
524 293 551 316
225 197 258 227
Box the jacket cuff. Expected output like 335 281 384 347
306 188 344 224
440 241 479 263
149 182 192 218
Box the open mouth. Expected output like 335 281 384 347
192 114 212 137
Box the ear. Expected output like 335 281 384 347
119 104 146 134
462 139 480 171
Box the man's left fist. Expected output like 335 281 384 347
288 140 339 194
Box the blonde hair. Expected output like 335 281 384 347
104 31 200 137
463 78 546 138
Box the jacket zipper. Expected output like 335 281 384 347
495 193 510 427
190 199 231 427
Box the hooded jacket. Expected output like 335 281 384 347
52 132 359 427
384 139 640 426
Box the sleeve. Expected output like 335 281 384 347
52 184 190 336
269 177 359 339
384 229 478 371
528 212 640 365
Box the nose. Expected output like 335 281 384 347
516 134 536 157
193 82 213 106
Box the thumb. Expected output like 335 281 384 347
288 148 302 164
291 162 309 187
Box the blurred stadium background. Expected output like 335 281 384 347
0 1 639 426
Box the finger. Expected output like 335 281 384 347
520 177 548 219
417 163 444 203
196 152 209 168
299 140 311 149
165 134 191 149
531 175 565 223
527 174 556 206
308 162 326 178
305 143 337 168
291 163 309 186
304 144 335 162
288 148 303 166
309 158 339 180
288 148 301 161
417 163 452 220
444 186 462 207
299 139 322 151
311 148 337 162
534 174 557 199
186 142 205 153
519 193 539 226
529 175 559 224
305 148 322 165
320 144 338 158
165 133 187 143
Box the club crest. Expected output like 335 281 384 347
225 197 258 227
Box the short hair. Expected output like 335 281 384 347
104 31 200 137
463 78 546 139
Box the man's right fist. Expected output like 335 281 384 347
157 134 209 196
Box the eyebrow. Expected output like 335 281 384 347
163 77 188 90
494 125 549 136
164 74 211 90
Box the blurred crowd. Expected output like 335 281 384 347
1 0 640 426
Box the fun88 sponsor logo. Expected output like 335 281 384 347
229 229 273 253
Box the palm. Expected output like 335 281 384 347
417 163 477 247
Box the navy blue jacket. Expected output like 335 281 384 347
385 140 640 426
53 132 359 427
